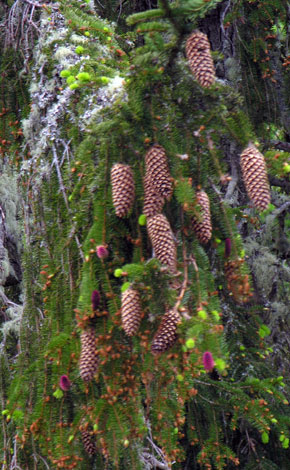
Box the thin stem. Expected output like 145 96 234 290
174 214 189 313
209 178 239 258
102 149 110 245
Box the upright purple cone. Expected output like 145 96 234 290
96 245 109 259
59 375 71 391
203 351 215 372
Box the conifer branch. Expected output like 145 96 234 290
209 178 239 257
141 450 171 469
266 141 290 152
221 116 243 145
269 176 290 194
141 427 175 470
207 135 225 183
24 0 57 8
102 151 109 245
52 145 84 260
32 452 50 469
185 252 202 312
270 201 290 218
158 0 181 34
10 437 27 470
52 145 69 211
225 149 239 201
174 221 189 315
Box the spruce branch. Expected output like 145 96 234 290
190 254 202 310
140 421 175 470
265 140 290 152
225 150 239 202
126 9 165 26
270 201 290 218
52 145 69 211
207 135 226 184
221 115 243 145
269 175 290 194
158 0 181 34
141 450 171 469
31 452 50 469
209 178 239 257
51 145 84 260
102 150 109 245
5 0 46 57
9 438 25 470
174 212 189 316
24 0 57 8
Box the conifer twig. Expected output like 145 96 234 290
32 452 50 469
269 175 290 193
102 150 110 244
189 254 203 311
209 178 239 257
158 0 181 33
266 140 290 152
141 426 175 470
9 438 24 470
51 145 84 260
225 170 238 201
174 234 189 318
52 145 69 210
141 450 172 470
207 135 224 183
267 201 290 219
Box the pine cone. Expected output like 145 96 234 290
185 31 215 88
224 259 251 303
81 430 97 456
79 328 98 382
121 287 142 336
147 214 177 273
145 145 173 199
111 163 135 217
151 309 180 354
143 172 165 217
240 144 270 211
192 190 212 244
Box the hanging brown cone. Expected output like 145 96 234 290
81 430 97 456
185 31 216 88
145 144 173 199
147 214 177 273
240 144 270 211
79 328 98 382
224 259 252 303
192 190 212 244
151 309 180 354
121 287 142 336
143 172 165 217
111 163 135 217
